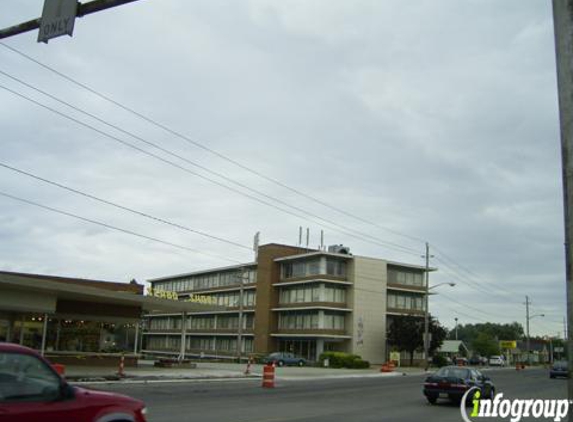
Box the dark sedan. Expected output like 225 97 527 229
550 361 569 379
423 366 495 405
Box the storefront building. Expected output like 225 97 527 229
0 270 219 365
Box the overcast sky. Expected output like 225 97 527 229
0 0 564 337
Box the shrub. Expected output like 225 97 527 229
319 352 370 369
432 355 449 368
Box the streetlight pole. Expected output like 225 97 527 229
455 317 458 341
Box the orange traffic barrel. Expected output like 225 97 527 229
262 364 275 388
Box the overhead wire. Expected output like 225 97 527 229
432 244 519 297
0 79 422 257
0 161 252 251
436 292 520 321
432 256 522 304
0 41 427 246
0 42 549 313
0 68 422 256
0 190 243 264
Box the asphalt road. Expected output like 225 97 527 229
87 368 567 422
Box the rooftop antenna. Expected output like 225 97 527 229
253 232 260 261
306 228 310 251
298 226 302 246
320 230 324 251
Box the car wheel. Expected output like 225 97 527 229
550 374 555 379
278 360 285 367
427 396 437 405
298 360 305 367
488 388 495 400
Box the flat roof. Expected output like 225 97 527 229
149 262 257 283
274 251 353 262
0 271 222 316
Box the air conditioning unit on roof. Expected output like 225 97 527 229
327 244 351 255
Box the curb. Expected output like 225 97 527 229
70 370 419 385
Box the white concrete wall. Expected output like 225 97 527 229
349 256 387 364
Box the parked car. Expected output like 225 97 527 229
423 365 495 405
550 361 569 379
262 352 307 367
0 342 147 422
488 355 506 366
468 355 487 366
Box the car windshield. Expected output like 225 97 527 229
435 367 469 379
553 361 568 368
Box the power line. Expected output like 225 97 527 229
0 41 426 246
432 244 518 296
0 190 243 264
0 161 252 251
0 81 422 257
433 256 522 303
437 292 519 321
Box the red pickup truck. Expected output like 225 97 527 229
0 343 147 422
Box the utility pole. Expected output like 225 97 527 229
423 242 431 371
0 0 143 41
454 317 458 341
525 295 531 365
552 0 573 410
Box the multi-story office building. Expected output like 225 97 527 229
143 243 427 364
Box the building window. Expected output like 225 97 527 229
324 285 346 303
189 337 215 351
190 316 215 330
323 312 345 330
326 259 346 277
387 293 425 311
217 315 239 329
282 259 323 279
388 269 424 287
278 312 319 330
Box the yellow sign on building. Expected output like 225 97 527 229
499 340 517 349
146 287 217 305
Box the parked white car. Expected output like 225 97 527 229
489 355 506 366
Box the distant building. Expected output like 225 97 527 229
143 243 428 364
436 340 470 358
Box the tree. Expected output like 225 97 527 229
387 315 447 366
451 322 524 345
471 332 500 357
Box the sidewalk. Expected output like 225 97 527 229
63 362 427 384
